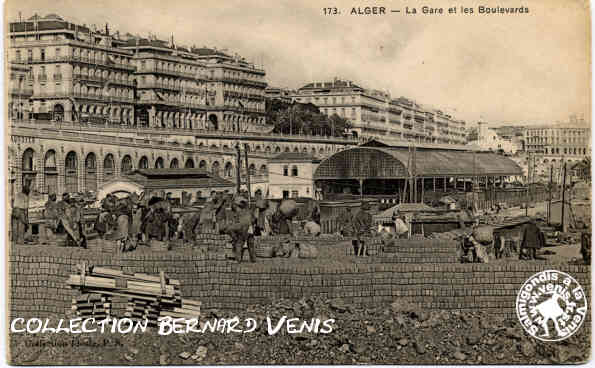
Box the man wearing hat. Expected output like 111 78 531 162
221 196 256 263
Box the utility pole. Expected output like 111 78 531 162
235 144 242 194
244 143 251 205
548 165 553 225
561 162 567 232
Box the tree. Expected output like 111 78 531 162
266 99 351 137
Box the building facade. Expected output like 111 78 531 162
289 79 466 145
525 126 591 158
468 122 521 154
267 153 320 199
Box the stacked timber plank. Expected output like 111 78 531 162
71 293 111 319
67 264 200 325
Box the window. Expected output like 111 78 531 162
283 165 289 176
291 165 298 177
291 190 299 198
15 50 20 62
27 49 32 62
283 190 290 199
141 60 146 70
40 48 45 61
55 48 61 57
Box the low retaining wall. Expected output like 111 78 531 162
8 243 591 323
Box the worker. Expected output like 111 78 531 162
352 202 373 256
303 220 321 236
221 196 256 263
392 210 409 239
41 193 59 244
520 220 545 260
336 207 354 238
61 194 85 248
311 203 321 225
253 198 269 236
143 197 169 241
11 180 31 245
271 207 292 236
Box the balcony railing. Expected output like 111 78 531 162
73 73 135 87
11 120 358 145
136 66 199 79
9 87 34 96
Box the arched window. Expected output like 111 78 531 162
104 154 115 182
248 164 256 176
283 165 289 176
64 151 78 193
155 157 164 168
291 165 298 177
285 147 290 153
212 161 220 176
259 165 267 176
170 158 179 168
185 158 195 168
139 156 149 169
293 147 299 153
44 150 57 194
199 160 207 169
265 146 271 154
275 147 281 153
85 153 97 191
121 155 133 173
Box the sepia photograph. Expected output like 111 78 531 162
4 0 592 365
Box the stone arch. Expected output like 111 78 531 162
170 157 179 168
64 151 78 193
103 154 115 182
302 147 308 153
275 147 281 153
139 156 149 169
259 164 267 176
255 145 262 152
121 155 133 173
211 161 220 176
208 114 219 130
199 160 207 169
185 158 195 168
265 146 271 154
155 157 164 168
44 149 58 194
53 103 64 121
285 147 291 153
248 163 256 176
84 152 97 192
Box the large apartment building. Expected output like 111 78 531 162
289 79 466 145
8 13 268 133
525 126 591 158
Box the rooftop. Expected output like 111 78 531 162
269 152 321 163
121 168 234 189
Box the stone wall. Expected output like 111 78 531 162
8 242 591 323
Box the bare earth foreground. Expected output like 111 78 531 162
8 296 591 365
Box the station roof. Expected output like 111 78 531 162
122 168 234 189
314 146 523 180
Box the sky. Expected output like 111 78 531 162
3 0 591 127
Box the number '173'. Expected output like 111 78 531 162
323 7 339 15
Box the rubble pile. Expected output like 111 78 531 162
9 297 590 365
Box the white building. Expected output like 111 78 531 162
267 152 320 199
468 122 520 154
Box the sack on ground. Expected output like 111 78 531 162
472 225 494 244
279 200 298 218
299 243 319 259
394 218 408 235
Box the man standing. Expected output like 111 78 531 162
42 193 59 244
11 180 31 244
222 196 256 263
352 202 373 256
336 207 353 238
520 220 545 260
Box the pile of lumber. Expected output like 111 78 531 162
67 263 200 324
71 293 111 319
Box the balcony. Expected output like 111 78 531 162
136 65 197 79
73 73 135 87
138 82 181 91
9 87 34 96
